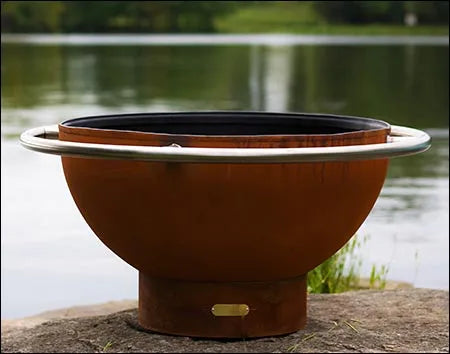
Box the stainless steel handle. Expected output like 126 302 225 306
19 124 431 163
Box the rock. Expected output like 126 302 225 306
1 289 448 353
1 299 137 331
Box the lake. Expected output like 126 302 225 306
1 34 448 319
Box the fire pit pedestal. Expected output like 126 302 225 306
139 274 306 338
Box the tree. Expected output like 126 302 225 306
2 1 64 32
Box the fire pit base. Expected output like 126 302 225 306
138 273 307 338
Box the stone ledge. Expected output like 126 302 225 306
1 289 448 353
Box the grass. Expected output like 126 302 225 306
286 319 363 352
102 341 113 352
307 234 389 294
215 2 449 36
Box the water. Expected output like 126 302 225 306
1 35 448 319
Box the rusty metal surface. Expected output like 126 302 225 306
57 113 389 337
138 274 307 338
59 125 388 281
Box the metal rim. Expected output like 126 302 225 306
19 124 431 163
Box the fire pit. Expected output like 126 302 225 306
20 111 430 338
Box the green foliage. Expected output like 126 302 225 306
313 1 403 24
2 1 64 32
313 1 448 24
1 1 448 33
215 1 448 34
1 1 238 33
215 1 324 32
369 264 388 289
307 234 389 294
404 1 449 23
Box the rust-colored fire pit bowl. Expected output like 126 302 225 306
20 111 430 338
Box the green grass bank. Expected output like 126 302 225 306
215 2 448 35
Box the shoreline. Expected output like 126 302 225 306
2 288 448 353
2 33 448 46
1 300 138 332
1 278 415 328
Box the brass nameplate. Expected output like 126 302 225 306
211 304 250 317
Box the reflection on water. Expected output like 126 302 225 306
2 44 448 129
1 38 448 319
